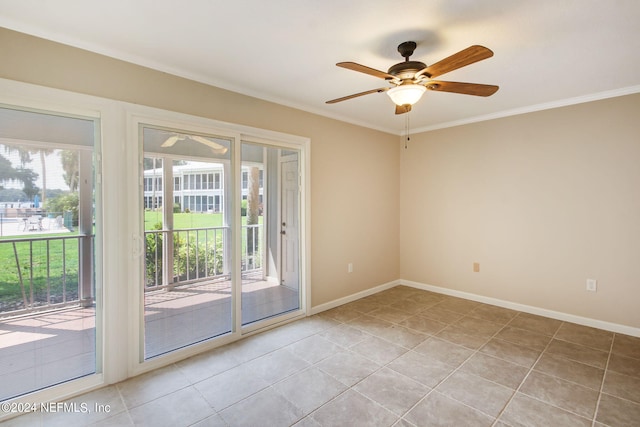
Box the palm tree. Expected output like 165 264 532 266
246 167 260 258
36 149 53 206
60 150 79 192
2 145 53 204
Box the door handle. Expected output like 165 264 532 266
281 230 286 235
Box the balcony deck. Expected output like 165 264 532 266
0 275 299 401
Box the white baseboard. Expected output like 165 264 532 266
310 279 400 315
309 278 640 338
401 279 640 338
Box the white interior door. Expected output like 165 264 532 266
280 156 299 291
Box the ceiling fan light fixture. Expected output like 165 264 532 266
386 84 426 106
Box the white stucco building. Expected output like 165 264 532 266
143 162 263 213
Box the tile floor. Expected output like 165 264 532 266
3 285 640 426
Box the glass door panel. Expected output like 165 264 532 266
0 107 98 400
241 143 301 325
141 126 232 358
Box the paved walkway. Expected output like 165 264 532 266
0 216 70 238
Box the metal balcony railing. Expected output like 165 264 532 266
0 234 93 317
144 224 262 290
242 224 262 273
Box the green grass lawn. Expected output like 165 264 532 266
0 236 80 307
145 212 225 230
145 212 259 230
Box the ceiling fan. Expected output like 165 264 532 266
326 42 499 114
161 133 228 154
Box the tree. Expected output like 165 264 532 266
35 148 54 206
2 144 52 205
246 167 260 258
61 150 79 192
0 153 20 183
45 192 79 225
0 189 28 202
0 151 41 198
15 168 40 199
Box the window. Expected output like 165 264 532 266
141 128 233 358
0 106 100 401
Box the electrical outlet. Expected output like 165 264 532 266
473 262 480 272
586 279 597 292
347 263 353 273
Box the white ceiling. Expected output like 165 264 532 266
1 0 639 135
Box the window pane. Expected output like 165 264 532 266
0 107 98 401
141 126 232 358
241 143 300 325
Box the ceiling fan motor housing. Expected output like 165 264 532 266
388 61 427 80
388 41 427 80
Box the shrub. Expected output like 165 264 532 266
45 192 79 225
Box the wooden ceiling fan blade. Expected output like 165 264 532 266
160 135 181 147
337 62 399 81
426 81 499 97
417 45 494 79
395 104 412 115
190 135 228 154
326 87 389 104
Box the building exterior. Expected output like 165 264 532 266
143 162 263 213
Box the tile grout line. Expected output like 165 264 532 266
301 299 440 425
489 317 564 426
391 306 520 425
390 301 545 424
214 314 411 425
114 383 135 426
191 322 344 425
312 298 477 425
490 320 616 425
591 332 616 427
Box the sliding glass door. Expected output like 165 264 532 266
141 126 233 359
0 106 99 400
139 125 305 360
241 143 301 325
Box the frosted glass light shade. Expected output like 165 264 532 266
386 84 426 106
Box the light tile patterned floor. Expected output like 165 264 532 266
3 286 640 426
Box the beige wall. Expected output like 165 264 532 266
0 28 400 307
401 94 640 328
